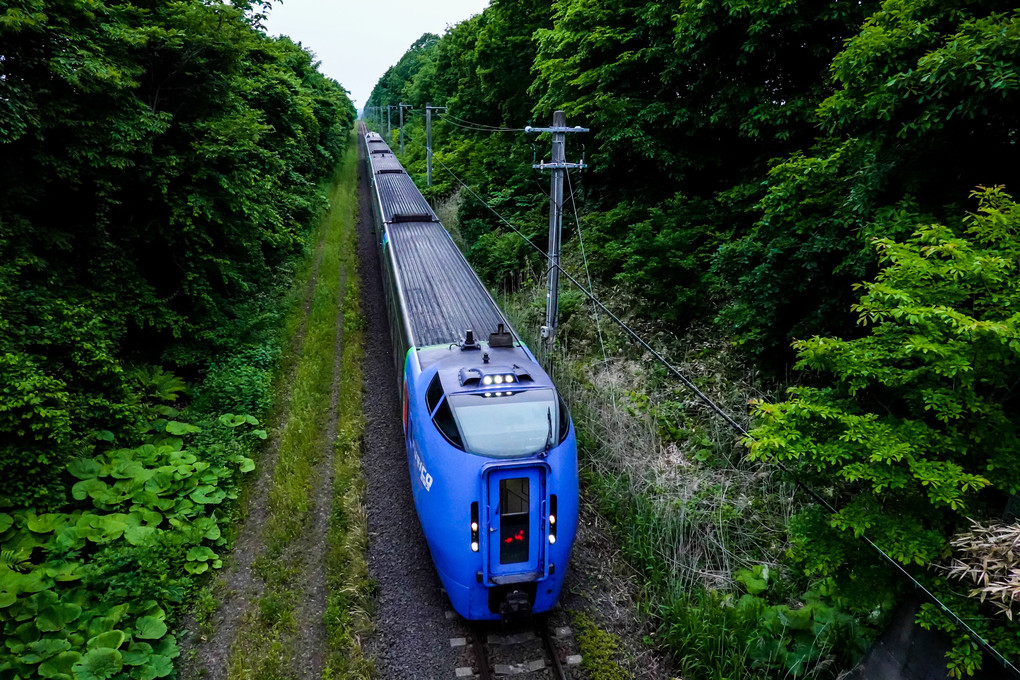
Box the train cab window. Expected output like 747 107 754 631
558 395 571 442
499 478 530 564
448 389 558 457
425 373 444 414
432 398 464 448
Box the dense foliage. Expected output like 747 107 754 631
368 0 1019 675
0 0 355 677
1 0 354 508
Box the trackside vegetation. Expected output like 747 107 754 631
368 0 1020 676
0 0 355 678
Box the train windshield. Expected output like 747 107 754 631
448 389 558 457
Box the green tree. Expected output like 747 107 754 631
718 1 1020 365
747 187 1020 675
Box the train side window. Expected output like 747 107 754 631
558 395 571 442
433 398 464 448
426 373 444 414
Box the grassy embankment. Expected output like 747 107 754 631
500 275 809 680
224 134 372 679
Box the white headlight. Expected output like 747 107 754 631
548 535 556 544
505 374 515 382
471 541 479 552
494 375 504 384
482 376 493 385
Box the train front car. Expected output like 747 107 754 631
406 334 579 621
362 130 579 621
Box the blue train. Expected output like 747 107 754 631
361 128 579 621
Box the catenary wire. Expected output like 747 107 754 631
397 131 1020 676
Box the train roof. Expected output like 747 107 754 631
386 220 509 348
377 174 436 223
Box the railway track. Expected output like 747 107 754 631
457 615 579 680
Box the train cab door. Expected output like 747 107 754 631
486 467 544 582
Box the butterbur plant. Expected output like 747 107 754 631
0 412 259 679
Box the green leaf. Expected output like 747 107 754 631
37 603 83 631
134 616 167 640
131 654 172 680
67 459 104 480
22 637 72 663
0 513 14 533
165 421 200 436
27 513 64 534
39 651 81 678
153 635 178 659
71 480 108 502
72 647 123 680
186 546 217 562
124 524 156 546
189 486 226 505
121 642 153 666
238 457 255 473
87 630 125 650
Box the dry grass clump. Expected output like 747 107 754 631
947 521 1020 621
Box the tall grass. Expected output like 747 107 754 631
226 134 371 679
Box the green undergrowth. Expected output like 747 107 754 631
0 144 363 679
0 263 313 678
223 133 371 678
570 613 629 680
499 282 870 680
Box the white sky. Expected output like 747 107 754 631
265 0 492 111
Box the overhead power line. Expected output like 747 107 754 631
399 130 1020 677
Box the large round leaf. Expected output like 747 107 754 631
36 603 83 632
22 637 71 663
133 616 166 640
0 513 13 533
121 642 153 666
189 486 225 505
110 459 147 481
39 651 81 678
72 648 123 680
27 513 64 534
143 471 174 495
124 525 156 546
185 546 217 562
87 630 125 650
67 459 103 480
165 421 200 436
71 480 108 502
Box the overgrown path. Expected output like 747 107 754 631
178 135 371 680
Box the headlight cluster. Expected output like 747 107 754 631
481 374 516 386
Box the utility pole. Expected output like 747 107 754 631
398 103 412 156
526 111 588 345
424 103 447 186
386 105 393 138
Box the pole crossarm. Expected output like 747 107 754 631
532 162 587 170
525 126 589 133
